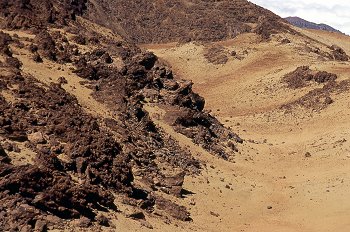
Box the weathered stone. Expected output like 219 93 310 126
28 132 46 144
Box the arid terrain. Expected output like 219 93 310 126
1 1 350 232
144 27 350 231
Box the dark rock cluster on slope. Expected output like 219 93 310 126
329 45 349 61
32 30 80 62
254 17 295 40
0 0 87 29
74 44 241 160
283 66 338 89
301 43 349 62
0 1 243 230
86 0 295 43
0 32 198 230
282 66 349 111
0 43 130 230
282 79 349 111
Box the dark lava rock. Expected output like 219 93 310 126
72 34 87 45
330 45 349 61
255 18 296 40
282 77 350 111
313 71 337 84
134 52 157 70
58 76 68 84
283 66 337 89
34 31 57 61
96 214 110 227
29 44 39 53
0 145 6 157
0 71 135 229
0 0 87 29
173 110 241 159
281 38 291 44
2 142 20 153
0 31 12 47
0 2 245 229
6 57 22 69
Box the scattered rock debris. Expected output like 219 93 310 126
0 1 244 230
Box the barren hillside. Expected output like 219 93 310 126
86 0 294 43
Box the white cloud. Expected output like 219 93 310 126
249 0 350 35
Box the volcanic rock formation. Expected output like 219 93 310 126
0 0 251 230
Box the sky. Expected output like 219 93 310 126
249 0 350 35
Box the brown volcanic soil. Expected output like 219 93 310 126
86 0 294 43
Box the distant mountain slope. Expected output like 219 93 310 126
86 0 295 43
285 16 342 33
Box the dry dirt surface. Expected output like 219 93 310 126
146 27 350 231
